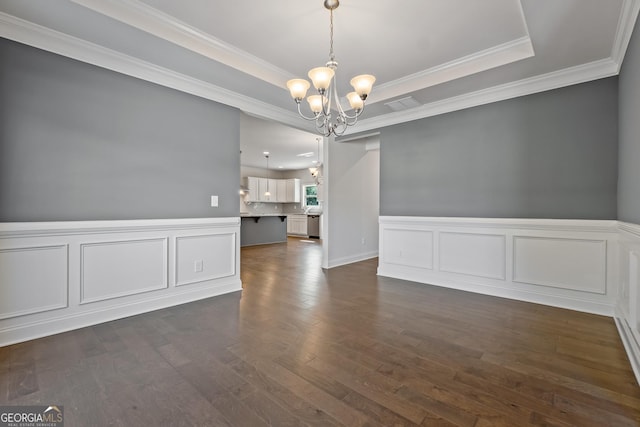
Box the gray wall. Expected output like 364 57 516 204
0 38 240 221
325 139 379 267
619 16 640 224
240 216 287 247
380 77 618 219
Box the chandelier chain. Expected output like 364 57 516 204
329 8 335 62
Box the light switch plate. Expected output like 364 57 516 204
210 195 218 207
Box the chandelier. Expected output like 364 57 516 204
286 0 375 137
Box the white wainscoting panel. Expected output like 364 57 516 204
439 232 506 280
81 238 168 304
513 236 607 294
616 222 640 385
175 233 235 286
382 228 434 269
0 245 68 319
379 217 618 316
0 218 241 346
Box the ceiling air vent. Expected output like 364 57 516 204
384 96 421 112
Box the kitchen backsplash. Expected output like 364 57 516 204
240 197 321 216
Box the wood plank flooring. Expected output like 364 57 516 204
1 237 639 426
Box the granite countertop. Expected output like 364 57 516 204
240 213 285 217
240 212 322 218
241 212 322 217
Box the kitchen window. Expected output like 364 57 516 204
302 184 319 207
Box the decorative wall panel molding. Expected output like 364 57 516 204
80 238 168 304
513 236 607 294
0 244 68 320
378 217 618 316
175 233 235 287
0 218 241 346
439 232 506 280
381 228 433 269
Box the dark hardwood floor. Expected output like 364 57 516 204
1 237 639 426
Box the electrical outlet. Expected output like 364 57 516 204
361 238 366 245
194 259 203 272
210 195 218 207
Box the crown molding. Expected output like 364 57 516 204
73 0 535 105
612 0 640 71
70 0 293 88
0 11 313 132
349 58 619 134
1 0 638 136
369 36 535 105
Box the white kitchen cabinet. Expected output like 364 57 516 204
244 177 301 203
245 177 260 202
245 177 272 202
260 179 272 202
286 179 301 203
276 180 287 202
287 214 308 236
269 179 287 203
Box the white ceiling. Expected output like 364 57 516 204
241 113 323 171
1 0 638 169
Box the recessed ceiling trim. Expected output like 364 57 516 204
1 1 637 138
349 58 619 135
70 0 293 88
611 0 640 71
368 36 535 105
0 11 311 132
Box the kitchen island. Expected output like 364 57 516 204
240 214 287 247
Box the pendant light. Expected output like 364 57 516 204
264 153 271 197
309 138 321 183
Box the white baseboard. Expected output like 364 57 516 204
614 305 640 386
328 250 378 269
0 217 241 347
377 264 614 316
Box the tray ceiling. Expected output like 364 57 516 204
0 0 638 169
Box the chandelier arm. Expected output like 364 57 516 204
334 128 347 136
329 77 365 122
333 119 348 136
339 104 365 122
315 115 328 134
315 119 331 137
296 101 323 121
331 79 347 117
322 86 333 119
